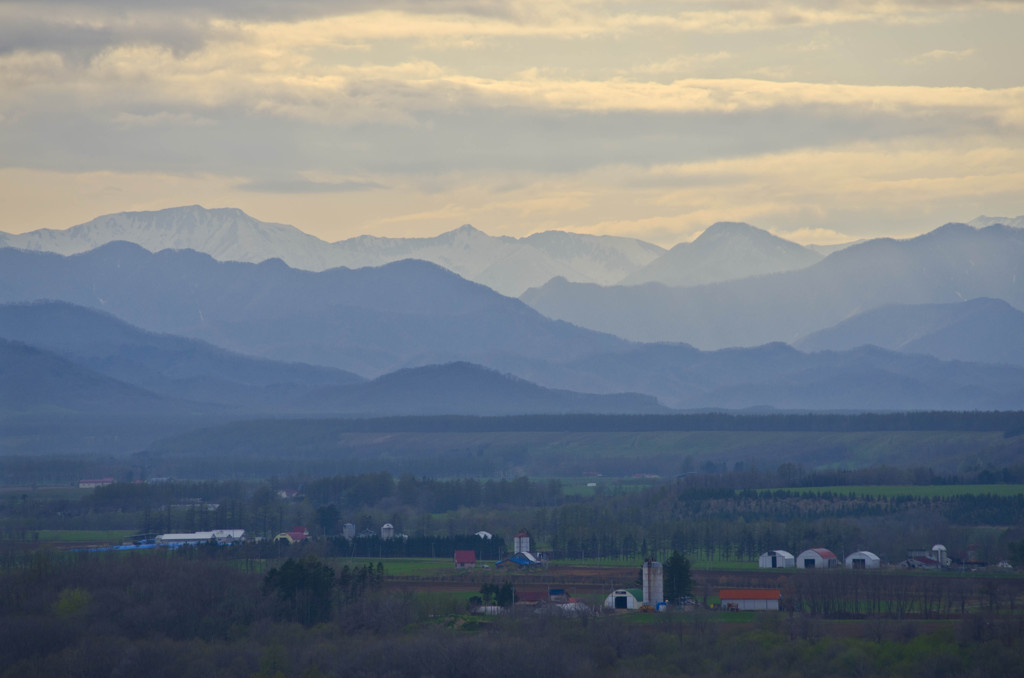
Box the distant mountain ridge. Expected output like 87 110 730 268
298 362 669 416
2 251 1023 412
0 303 665 416
795 298 1024 367
0 206 664 296
969 215 1024 229
1 205 887 296
621 221 823 287
0 301 364 410
521 222 1024 349
0 338 189 415
0 243 630 377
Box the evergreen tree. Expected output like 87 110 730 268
664 551 692 603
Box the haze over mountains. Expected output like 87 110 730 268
0 302 665 417
2 235 1024 413
0 206 665 297
620 221 823 287
796 298 1024 367
522 222 1024 350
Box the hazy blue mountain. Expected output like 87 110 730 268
521 223 1024 349
500 342 1024 411
0 243 630 376
969 215 1024 229
0 301 364 408
331 224 665 296
295 362 669 416
620 222 822 287
0 338 193 415
795 298 1024 367
5 235 1024 414
0 206 664 296
806 240 864 256
0 205 342 270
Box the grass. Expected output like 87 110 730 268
0 486 89 500
36 529 135 543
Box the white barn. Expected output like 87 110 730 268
720 589 781 611
845 551 881 569
758 550 795 568
797 547 840 569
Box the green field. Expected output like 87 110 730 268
36 529 135 543
771 484 1024 498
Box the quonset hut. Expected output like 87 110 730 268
604 589 642 611
758 550 795 568
796 548 840 569
845 551 881 569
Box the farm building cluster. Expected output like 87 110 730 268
757 545 967 570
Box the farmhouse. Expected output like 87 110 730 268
905 544 950 569
720 589 781 611
846 550 881 569
758 550 795 568
797 547 840 569
454 550 477 568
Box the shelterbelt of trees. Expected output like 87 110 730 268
4 466 1024 568
1 548 1024 678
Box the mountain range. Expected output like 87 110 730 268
521 222 1024 349
0 302 665 417
796 298 1024 367
0 206 665 297
620 221 823 287
3 248 1024 412
0 243 629 377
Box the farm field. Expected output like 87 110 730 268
777 484 1024 498
36 529 135 543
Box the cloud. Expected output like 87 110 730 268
5 34 1019 129
236 178 385 193
906 48 976 64
770 227 853 245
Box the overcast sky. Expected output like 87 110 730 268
1 0 1022 246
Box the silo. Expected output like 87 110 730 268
342 523 355 540
642 559 664 605
514 530 531 554
381 523 395 540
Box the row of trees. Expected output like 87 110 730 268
2 548 1024 677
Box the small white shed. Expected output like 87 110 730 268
758 550 795 568
604 589 641 610
797 547 840 569
845 551 881 569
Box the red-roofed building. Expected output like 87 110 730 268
720 589 781 611
454 550 477 568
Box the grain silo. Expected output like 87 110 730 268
642 558 664 606
513 529 531 554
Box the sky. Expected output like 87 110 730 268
1 0 1022 247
